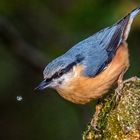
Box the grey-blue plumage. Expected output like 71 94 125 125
43 7 140 80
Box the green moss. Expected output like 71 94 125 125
83 77 140 140
82 125 95 140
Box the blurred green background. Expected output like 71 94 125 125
0 0 140 140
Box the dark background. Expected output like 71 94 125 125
0 0 140 140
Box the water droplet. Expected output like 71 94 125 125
16 96 23 101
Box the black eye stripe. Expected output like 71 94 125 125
46 62 76 82
45 55 84 83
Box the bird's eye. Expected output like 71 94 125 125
58 71 63 77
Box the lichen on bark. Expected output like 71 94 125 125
83 77 140 140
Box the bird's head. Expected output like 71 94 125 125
35 54 84 90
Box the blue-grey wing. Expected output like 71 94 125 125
65 13 130 77
82 49 108 77
79 20 128 77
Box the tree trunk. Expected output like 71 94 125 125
83 77 140 140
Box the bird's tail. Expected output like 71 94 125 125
118 7 140 41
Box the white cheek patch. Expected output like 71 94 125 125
73 66 78 77
63 72 73 82
48 71 74 88
56 71 73 87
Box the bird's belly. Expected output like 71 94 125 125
56 43 129 104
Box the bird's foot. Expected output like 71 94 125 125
123 76 137 84
90 104 102 132
115 76 137 102
115 79 124 102
115 65 130 101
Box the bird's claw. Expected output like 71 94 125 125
90 103 102 132
115 76 137 102
123 76 137 84
115 79 124 102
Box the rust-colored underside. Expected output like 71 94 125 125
57 42 129 104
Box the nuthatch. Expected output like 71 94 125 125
36 8 140 104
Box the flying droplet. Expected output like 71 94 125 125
16 96 23 101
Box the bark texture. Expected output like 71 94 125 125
83 77 140 140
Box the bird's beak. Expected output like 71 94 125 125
35 80 50 90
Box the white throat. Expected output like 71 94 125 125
50 71 74 88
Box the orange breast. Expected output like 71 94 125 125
56 42 129 104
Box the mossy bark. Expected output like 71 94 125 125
83 77 140 140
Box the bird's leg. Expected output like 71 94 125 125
90 100 103 131
115 66 129 100
123 76 137 84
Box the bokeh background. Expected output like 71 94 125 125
0 0 140 140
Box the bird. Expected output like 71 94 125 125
35 7 140 104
